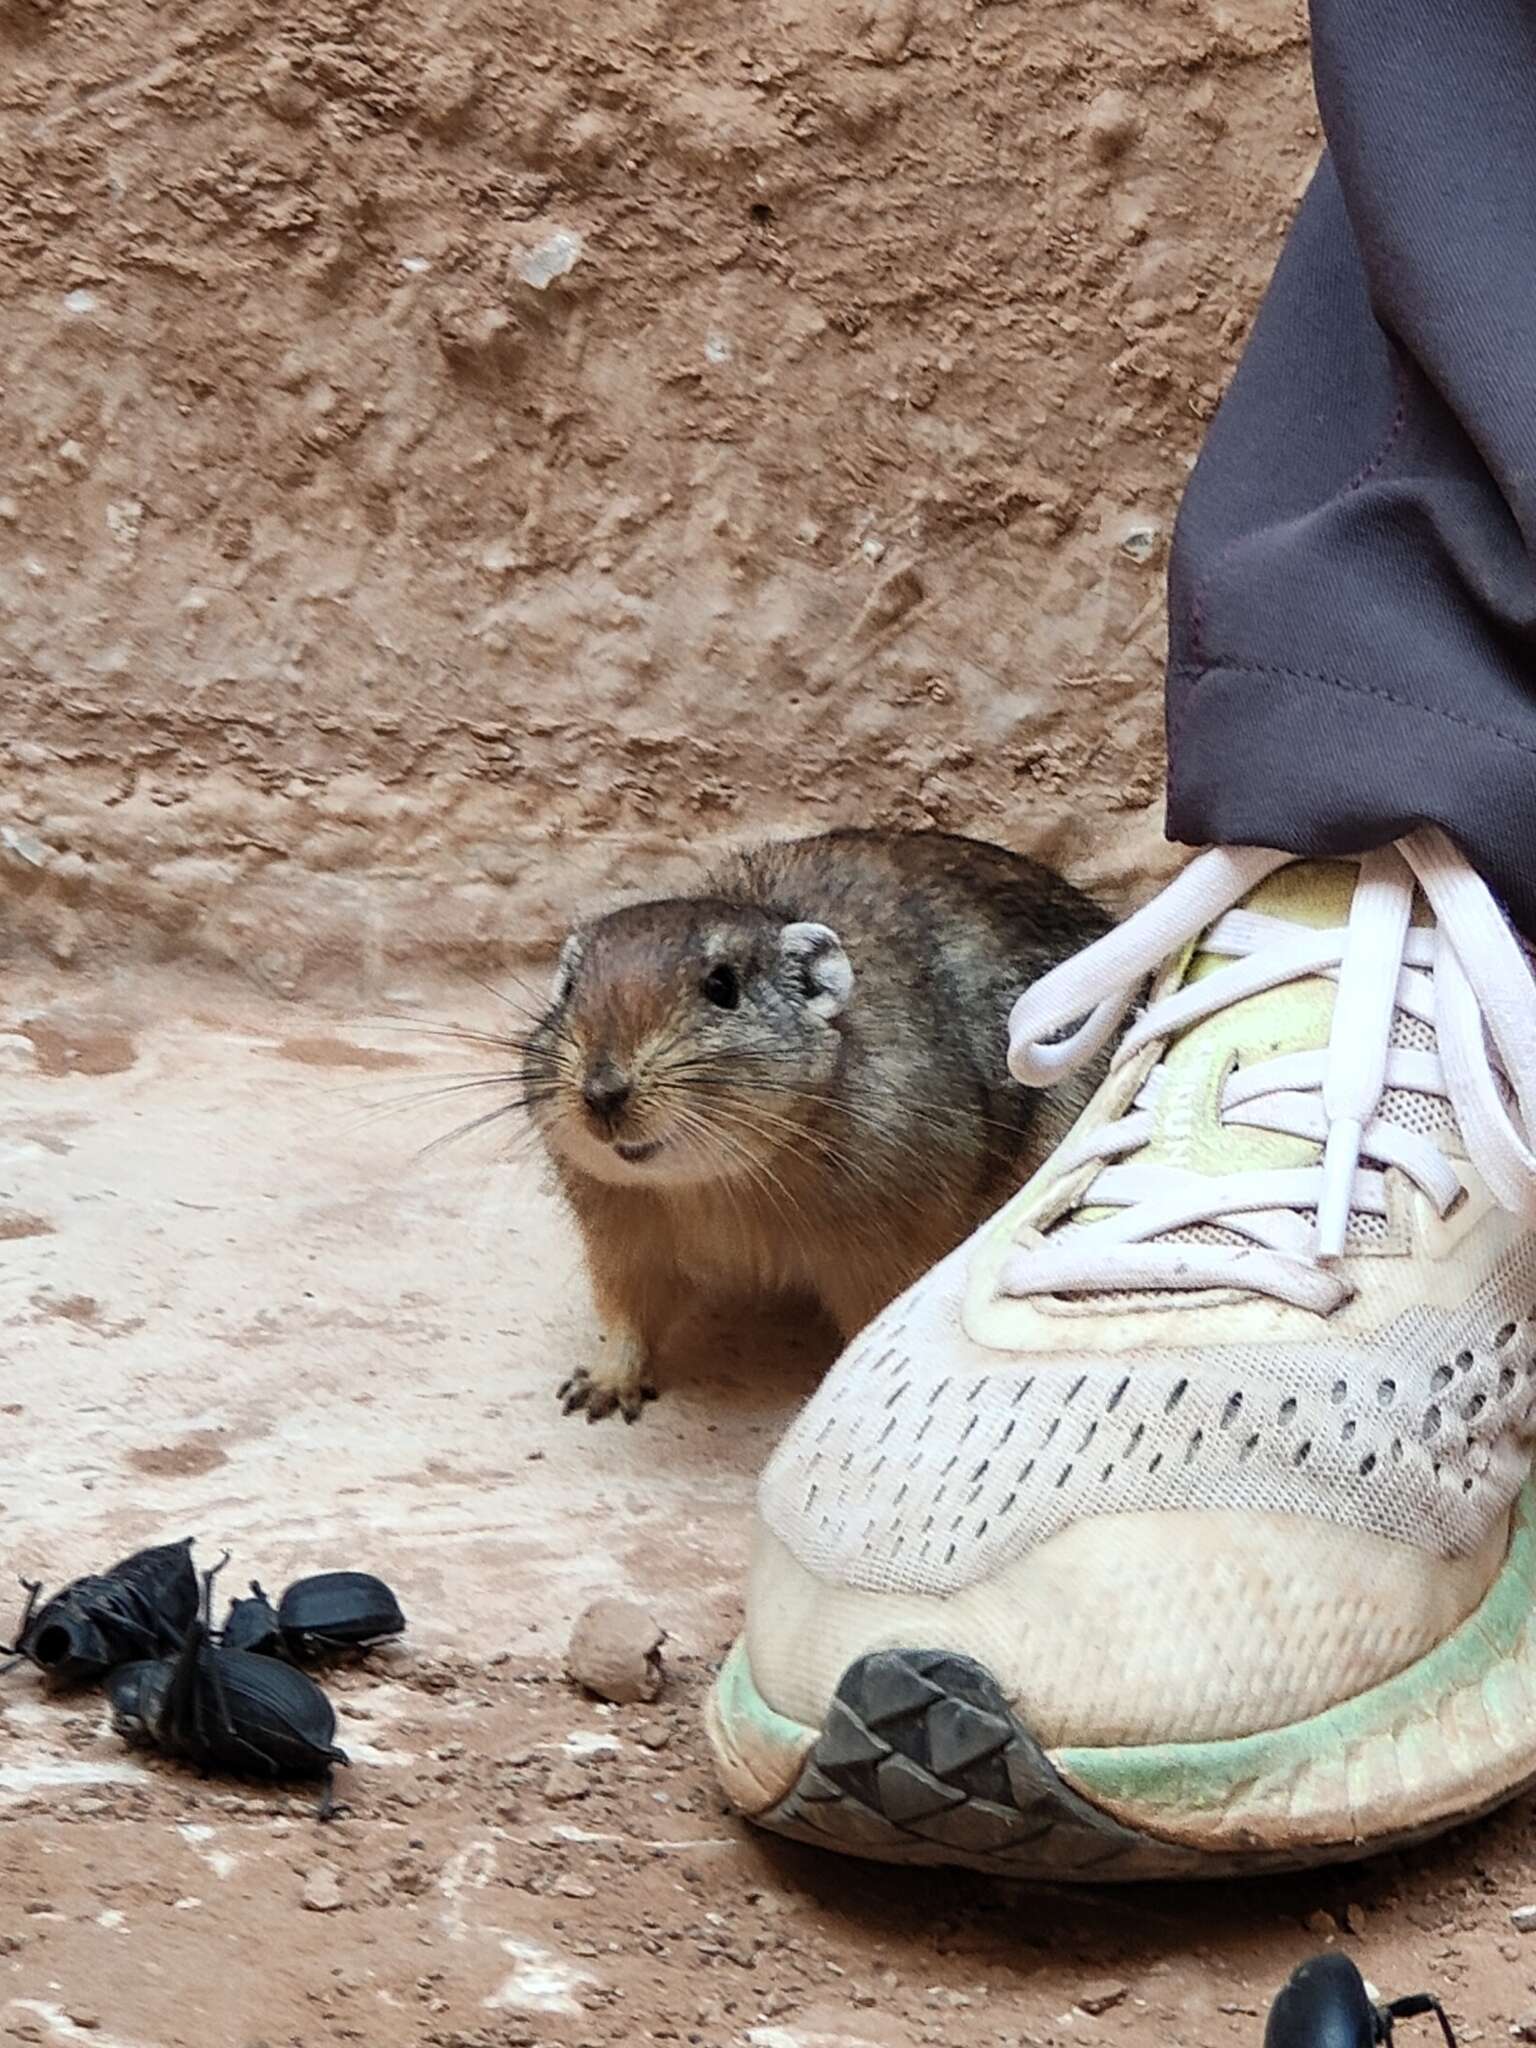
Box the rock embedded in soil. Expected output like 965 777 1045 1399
259 55 318 123
302 1865 344 1912
1075 1981 1128 2016
565 1597 665 1704
543 1757 590 1804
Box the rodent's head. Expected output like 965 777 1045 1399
529 897 854 1189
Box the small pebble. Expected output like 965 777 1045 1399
301 1866 344 1913
565 1597 666 1705
1511 1904 1536 1933
1075 1981 1128 2017
0 1034 38 1073
1306 1909 1339 1941
543 1758 589 1804
260 55 318 122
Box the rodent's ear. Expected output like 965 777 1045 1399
779 922 853 1021
552 932 584 1002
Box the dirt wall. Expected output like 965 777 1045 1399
0 0 1314 998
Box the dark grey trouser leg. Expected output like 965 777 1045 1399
1165 0 1536 932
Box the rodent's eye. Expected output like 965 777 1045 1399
701 964 741 1010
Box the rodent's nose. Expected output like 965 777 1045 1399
581 1069 632 1125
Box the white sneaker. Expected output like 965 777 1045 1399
706 832 1536 1877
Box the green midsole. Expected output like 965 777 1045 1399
712 1477 1536 1843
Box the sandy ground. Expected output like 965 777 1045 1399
8 967 1536 2046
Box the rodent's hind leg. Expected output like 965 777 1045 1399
558 1328 658 1425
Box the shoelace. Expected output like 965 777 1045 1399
1003 830 1536 1314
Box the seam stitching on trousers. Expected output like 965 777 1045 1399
1169 658 1536 760
1341 352 1410 495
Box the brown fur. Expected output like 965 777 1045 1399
526 828 1111 1421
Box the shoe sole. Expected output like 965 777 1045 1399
705 1483 1536 1879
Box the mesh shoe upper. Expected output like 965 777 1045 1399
758 837 1536 1622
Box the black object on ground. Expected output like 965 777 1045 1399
2 1538 199 1685
221 1582 283 1656
1264 1954 1457 2048
274 1572 406 1658
109 1556 349 1819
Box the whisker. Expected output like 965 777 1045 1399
659 1072 970 1161
352 1073 558 1114
363 1017 567 1059
342 1081 565 1146
695 1099 936 1218
663 1100 808 1242
673 1069 1031 1147
464 971 556 1024
415 1097 542 1161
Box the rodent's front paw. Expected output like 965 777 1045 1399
557 1364 659 1426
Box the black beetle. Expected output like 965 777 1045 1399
1264 1954 1456 2048
4 1537 199 1686
275 1572 405 1659
221 1582 283 1657
108 1558 348 1819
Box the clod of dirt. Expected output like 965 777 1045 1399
565 1597 665 1704
432 294 525 376
301 1866 344 1912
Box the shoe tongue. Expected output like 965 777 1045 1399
1182 858 1359 987
1063 861 1360 1238
1052 855 1448 1273
1135 859 1359 1178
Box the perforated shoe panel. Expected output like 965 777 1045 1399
759 1237 1536 1601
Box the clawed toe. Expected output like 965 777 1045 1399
557 1367 653 1425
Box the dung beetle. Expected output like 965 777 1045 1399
221 1582 282 1657
108 1557 348 1819
1265 1954 1456 2048
274 1572 405 1659
3 1537 199 1686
